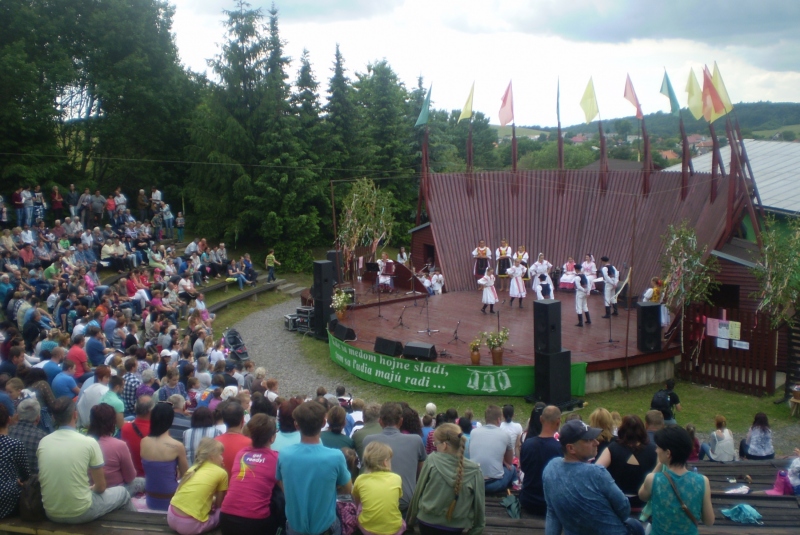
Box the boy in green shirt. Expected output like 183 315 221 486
265 249 280 282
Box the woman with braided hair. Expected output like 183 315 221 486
407 423 485 535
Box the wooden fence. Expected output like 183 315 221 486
678 304 777 396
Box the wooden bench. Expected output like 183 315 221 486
0 510 217 535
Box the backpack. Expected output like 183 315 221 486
650 389 671 413
19 474 46 522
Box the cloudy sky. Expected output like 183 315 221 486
171 0 800 127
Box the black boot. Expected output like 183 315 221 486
519 299 523 308
481 304 487 314
612 304 619 316
509 297 515 306
585 312 591 324
602 306 611 318
576 314 583 327
490 305 495 314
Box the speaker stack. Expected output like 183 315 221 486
313 260 335 340
533 299 572 405
637 302 662 353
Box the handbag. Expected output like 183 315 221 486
663 471 699 525
19 474 46 522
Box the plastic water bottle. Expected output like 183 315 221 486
693 467 698 473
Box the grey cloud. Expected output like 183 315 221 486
182 0 402 22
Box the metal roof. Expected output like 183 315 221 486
666 140 800 214
426 169 738 294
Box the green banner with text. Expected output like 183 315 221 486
328 333 586 397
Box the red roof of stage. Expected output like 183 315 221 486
425 169 742 294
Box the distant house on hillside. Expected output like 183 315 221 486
626 135 641 143
696 140 715 155
686 134 705 145
659 150 679 160
571 134 589 144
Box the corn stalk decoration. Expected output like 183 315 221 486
660 220 719 355
338 178 395 281
750 215 800 330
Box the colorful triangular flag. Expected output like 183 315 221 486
499 80 514 127
623 74 643 119
685 68 703 121
415 84 432 127
458 82 474 123
580 77 599 125
711 62 733 119
702 66 725 122
660 71 680 117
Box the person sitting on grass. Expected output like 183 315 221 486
167 438 228 535
353 441 405 535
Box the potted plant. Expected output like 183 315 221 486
331 288 350 320
469 336 483 366
483 327 510 365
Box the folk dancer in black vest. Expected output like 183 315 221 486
472 240 491 280
515 245 530 281
574 264 591 327
495 239 513 292
478 267 498 314
507 259 527 308
600 256 619 318
534 274 552 300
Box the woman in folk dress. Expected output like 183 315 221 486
642 277 670 327
478 267 498 314
582 253 598 292
495 239 513 292
507 259 527 308
559 256 578 290
515 245 530 282
528 253 553 293
472 240 492 280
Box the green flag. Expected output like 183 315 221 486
660 71 680 117
415 84 432 127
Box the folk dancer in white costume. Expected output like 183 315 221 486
495 239 513 292
574 264 591 327
397 246 410 267
528 254 553 296
507 259 527 308
534 274 553 300
377 252 395 292
430 268 444 295
642 276 670 327
600 256 619 318
478 267 498 314
515 245 530 282
416 271 433 296
559 256 578 290
472 240 492 280
582 253 598 292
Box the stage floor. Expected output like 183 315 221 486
337 285 676 370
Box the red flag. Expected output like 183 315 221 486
498 81 514 127
702 67 724 122
623 74 643 119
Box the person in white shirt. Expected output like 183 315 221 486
559 257 579 289
582 254 598 292
20 225 35 245
495 239 513 292
430 268 444 295
507 259 527 308
574 264 591 327
600 256 619 318
396 246 409 267
500 404 524 459
478 267 498 314
471 240 492 280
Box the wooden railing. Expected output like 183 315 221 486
677 304 777 396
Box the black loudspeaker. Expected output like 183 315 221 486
374 337 404 357
534 350 572 405
334 323 356 342
313 260 335 300
313 299 326 339
637 302 662 353
533 299 562 354
326 250 342 284
403 342 437 361
328 313 338 333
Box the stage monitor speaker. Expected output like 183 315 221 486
533 299 562 354
334 323 356 342
326 250 342 285
534 350 572 405
312 260 335 301
374 337 404 357
328 315 339 333
637 302 662 353
403 342 437 361
313 299 327 339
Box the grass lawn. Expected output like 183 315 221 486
753 123 800 138
208 290 291 333
299 334 797 452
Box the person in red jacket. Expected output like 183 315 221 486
120 396 154 477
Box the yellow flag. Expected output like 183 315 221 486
580 77 599 124
685 68 703 121
711 62 733 121
458 82 474 123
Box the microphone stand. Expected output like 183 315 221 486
371 275 389 322
447 321 465 345
417 293 439 336
394 305 410 330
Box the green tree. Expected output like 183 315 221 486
751 216 800 329
614 119 633 140
518 142 598 169
781 130 797 141
338 178 395 280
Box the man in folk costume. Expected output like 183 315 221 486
472 240 492 280
515 245 530 281
507 259 527 308
430 268 444 295
559 256 578 290
600 256 619 318
495 239 513 292
574 264 591 327
582 253 598 292
534 274 553 300
478 267 498 314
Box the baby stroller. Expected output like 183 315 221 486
223 328 250 361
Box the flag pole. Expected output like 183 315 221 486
511 122 517 172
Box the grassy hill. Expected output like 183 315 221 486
753 123 800 139
491 125 547 139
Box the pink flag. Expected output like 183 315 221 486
499 80 514 127
623 74 643 119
